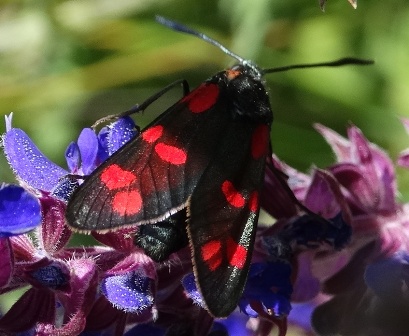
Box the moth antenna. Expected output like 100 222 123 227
156 16 374 74
155 16 246 64
263 57 374 74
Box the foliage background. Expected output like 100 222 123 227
1 0 409 334
2 0 409 197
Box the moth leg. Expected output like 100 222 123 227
92 79 190 128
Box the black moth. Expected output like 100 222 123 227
66 16 373 317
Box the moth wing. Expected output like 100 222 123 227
188 122 270 317
66 82 231 232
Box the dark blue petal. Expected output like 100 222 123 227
104 117 138 156
51 175 79 202
241 262 292 317
261 292 292 316
261 235 292 261
100 271 153 313
77 128 99 175
209 322 228 336
30 264 69 289
0 185 41 236
3 127 67 191
238 298 258 317
65 141 81 173
97 127 109 163
124 324 165 336
181 273 205 308
279 213 351 250
217 313 251 336
364 252 409 301
247 262 292 295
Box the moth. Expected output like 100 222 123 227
66 16 372 317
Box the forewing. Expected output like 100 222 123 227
188 121 270 317
66 82 230 231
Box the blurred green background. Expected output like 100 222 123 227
1 1 409 334
1 0 409 200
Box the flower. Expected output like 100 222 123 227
0 115 156 334
0 114 217 335
0 184 41 237
4 108 409 336
273 122 409 336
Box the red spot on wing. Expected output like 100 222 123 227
154 143 187 165
251 124 269 159
182 83 219 113
221 180 245 208
201 240 222 271
226 237 247 269
248 191 259 213
112 190 142 216
101 164 136 190
142 125 163 143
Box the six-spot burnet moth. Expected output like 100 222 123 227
65 16 373 317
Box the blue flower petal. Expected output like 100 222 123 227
30 264 69 289
238 298 258 317
100 271 153 313
181 273 206 308
51 175 79 202
77 128 99 175
97 127 109 163
3 127 68 192
124 324 165 336
364 251 409 301
241 262 292 317
104 117 138 156
217 313 251 336
280 213 351 250
65 141 81 173
0 185 41 236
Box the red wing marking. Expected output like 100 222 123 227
154 143 187 165
112 190 142 216
221 180 245 208
248 191 259 213
201 240 222 271
142 125 163 143
182 83 220 114
201 238 248 271
251 124 269 159
101 164 136 190
226 237 247 269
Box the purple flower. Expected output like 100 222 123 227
239 262 292 318
0 184 41 236
274 123 409 336
101 271 154 313
3 113 138 200
1 114 214 335
5 104 409 336
0 115 149 334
